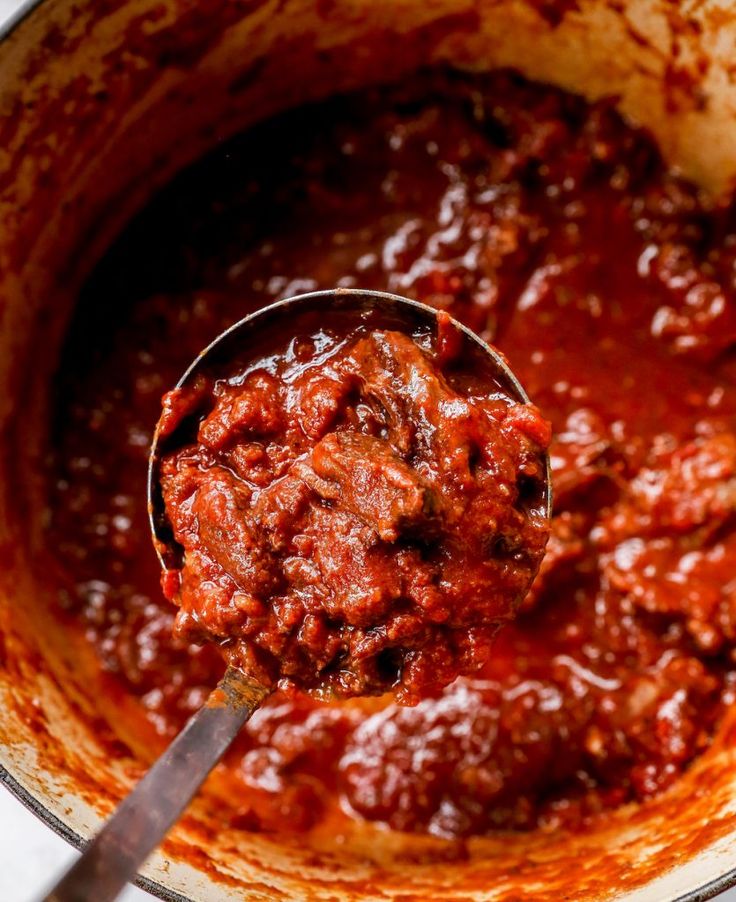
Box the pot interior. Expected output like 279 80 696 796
1 1 736 900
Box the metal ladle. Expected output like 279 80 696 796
44 288 551 902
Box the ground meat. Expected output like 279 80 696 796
647 242 736 362
157 313 550 702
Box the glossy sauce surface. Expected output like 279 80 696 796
156 307 549 702
47 70 736 838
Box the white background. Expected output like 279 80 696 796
0 0 734 899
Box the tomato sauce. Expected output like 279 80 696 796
155 305 549 702
46 69 736 838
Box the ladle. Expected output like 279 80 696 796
44 288 551 902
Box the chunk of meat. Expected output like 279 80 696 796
296 432 437 542
601 432 736 651
194 470 278 595
198 371 284 451
340 652 718 835
158 317 549 702
640 433 736 535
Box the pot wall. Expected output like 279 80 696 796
1 1 736 900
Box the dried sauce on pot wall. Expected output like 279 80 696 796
46 70 736 838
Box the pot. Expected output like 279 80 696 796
1 1 736 899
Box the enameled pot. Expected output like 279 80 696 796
1 1 736 899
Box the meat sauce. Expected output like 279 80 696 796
46 70 736 838
155 307 550 701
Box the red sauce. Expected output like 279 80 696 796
155 305 550 702
46 70 736 837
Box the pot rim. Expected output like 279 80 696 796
0 768 184 902
0 5 190 898
1 2 736 900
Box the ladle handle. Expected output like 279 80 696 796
43 667 270 902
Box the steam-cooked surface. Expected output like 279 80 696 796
47 70 736 836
